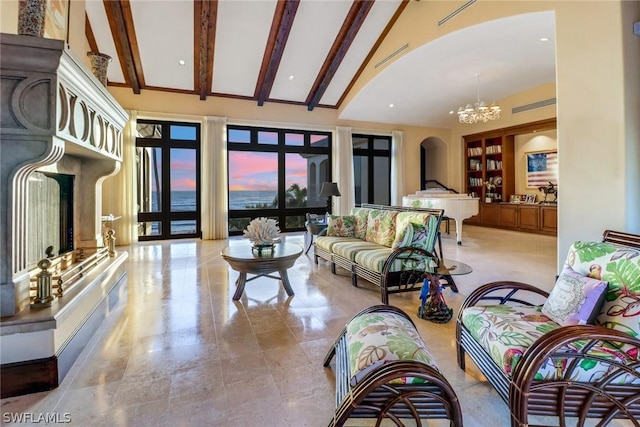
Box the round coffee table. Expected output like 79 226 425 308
221 242 303 300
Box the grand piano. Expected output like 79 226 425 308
402 190 479 245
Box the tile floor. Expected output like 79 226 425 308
0 225 628 426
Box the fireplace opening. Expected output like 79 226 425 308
27 171 74 269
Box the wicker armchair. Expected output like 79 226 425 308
456 230 640 427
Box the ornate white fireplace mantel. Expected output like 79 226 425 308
0 33 129 397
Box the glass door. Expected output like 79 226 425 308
136 120 201 240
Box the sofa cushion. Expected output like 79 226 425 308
392 212 438 251
365 210 398 247
542 266 608 326
462 304 640 383
315 236 359 252
346 311 438 386
332 240 386 261
351 207 371 239
564 241 640 337
353 248 394 272
354 247 434 274
326 215 355 237
461 305 559 376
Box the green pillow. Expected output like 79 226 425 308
326 215 355 237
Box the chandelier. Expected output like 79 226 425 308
457 74 501 124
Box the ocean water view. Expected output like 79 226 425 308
143 190 282 236
151 190 279 211
229 190 277 209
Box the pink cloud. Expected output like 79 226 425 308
172 177 196 191
229 152 279 190
227 151 325 191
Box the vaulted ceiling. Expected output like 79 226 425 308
86 1 556 128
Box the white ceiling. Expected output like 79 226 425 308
341 11 556 128
85 1 556 128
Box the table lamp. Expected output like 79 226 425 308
319 182 341 214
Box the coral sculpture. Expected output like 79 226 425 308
243 217 280 247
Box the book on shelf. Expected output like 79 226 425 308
486 159 503 170
469 177 483 187
486 145 502 154
467 147 483 156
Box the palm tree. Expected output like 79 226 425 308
285 183 307 208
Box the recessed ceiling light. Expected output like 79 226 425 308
177 59 186 66
449 110 455 115
539 37 550 42
288 75 294 80
389 103 394 108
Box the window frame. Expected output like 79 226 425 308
227 125 332 235
136 119 201 241
352 134 392 205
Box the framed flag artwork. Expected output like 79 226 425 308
526 150 558 188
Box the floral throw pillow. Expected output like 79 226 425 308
542 266 608 326
392 212 438 252
564 241 640 337
326 215 355 237
351 208 371 239
364 210 397 247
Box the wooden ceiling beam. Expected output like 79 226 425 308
306 0 373 111
194 1 217 100
255 0 299 106
102 0 143 94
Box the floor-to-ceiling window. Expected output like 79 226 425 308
353 134 391 205
136 120 201 240
227 125 331 235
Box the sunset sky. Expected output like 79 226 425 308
228 151 307 191
165 126 318 192
168 150 308 191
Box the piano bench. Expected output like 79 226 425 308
442 216 454 234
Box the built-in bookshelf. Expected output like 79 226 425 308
464 132 515 202
462 118 558 233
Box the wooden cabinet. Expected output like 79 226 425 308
464 133 515 203
541 206 558 233
518 205 540 230
481 203 500 225
499 204 518 227
466 203 557 235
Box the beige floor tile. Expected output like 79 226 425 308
8 226 614 426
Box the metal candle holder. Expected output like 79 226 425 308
31 258 53 308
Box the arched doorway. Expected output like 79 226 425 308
420 136 449 190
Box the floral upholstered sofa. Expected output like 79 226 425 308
456 230 640 426
313 204 443 304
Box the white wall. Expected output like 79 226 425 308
555 1 640 268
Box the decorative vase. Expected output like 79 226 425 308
252 243 275 255
87 52 112 87
18 0 47 37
